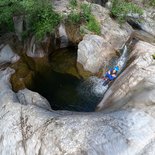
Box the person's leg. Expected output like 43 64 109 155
103 78 110 86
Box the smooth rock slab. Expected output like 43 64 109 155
77 35 116 73
97 41 155 111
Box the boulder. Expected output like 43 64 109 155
91 4 133 50
52 0 69 13
139 8 155 37
0 44 20 64
77 34 116 73
126 7 155 37
53 1 133 49
17 89 51 110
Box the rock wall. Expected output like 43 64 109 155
24 35 55 58
1 60 155 154
0 40 155 155
91 4 133 50
97 41 155 111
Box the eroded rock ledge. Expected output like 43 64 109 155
0 40 155 155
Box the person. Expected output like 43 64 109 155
102 66 119 86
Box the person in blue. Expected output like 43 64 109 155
102 66 119 86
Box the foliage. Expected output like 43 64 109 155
0 0 101 38
144 0 155 7
111 0 143 23
29 6 61 39
150 0 155 6
67 11 81 24
86 15 101 35
152 54 155 59
0 0 61 40
69 0 78 9
80 3 91 21
67 2 101 35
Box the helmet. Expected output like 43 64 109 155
114 66 119 71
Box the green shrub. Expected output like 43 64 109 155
30 6 61 40
86 15 101 35
150 0 155 6
67 2 101 35
80 3 91 21
0 0 61 40
69 0 78 9
145 0 155 6
111 0 143 23
152 54 155 59
67 11 81 24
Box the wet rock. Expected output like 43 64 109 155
24 35 54 58
10 54 36 92
25 36 45 57
1 1 155 154
97 41 155 111
77 35 116 73
130 30 155 44
76 62 93 78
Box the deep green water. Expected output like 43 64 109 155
31 48 102 112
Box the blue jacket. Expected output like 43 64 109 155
105 69 116 80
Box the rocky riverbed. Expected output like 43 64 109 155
1 0 155 155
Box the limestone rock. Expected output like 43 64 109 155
1 1 155 154
91 4 133 50
52 0 69 13
17 89 51 109
24 35 54 58
127 8 155 37
0 44 20 64
97 41 155 111
55 23 69 48
1 66 155 154
140 9 155 37
77 34 116 73
53 1 133 49
65 23 83 46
